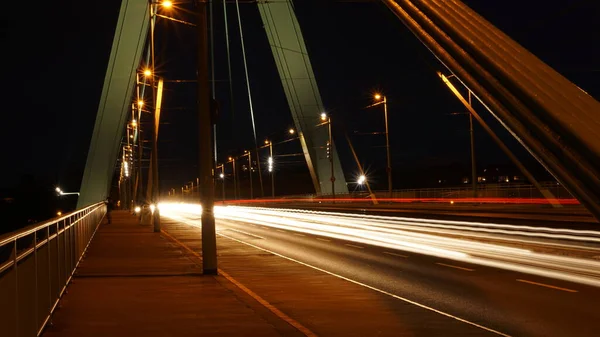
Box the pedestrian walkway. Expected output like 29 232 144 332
43 211 496 336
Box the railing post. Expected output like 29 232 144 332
47 226 52 321
13 240 19 337
34 230 38 333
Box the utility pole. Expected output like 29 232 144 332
197 0 217 274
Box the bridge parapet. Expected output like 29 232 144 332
0 202 105 337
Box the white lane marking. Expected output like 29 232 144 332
217 232 510 337
383 251 408 258
345 244 364 249
316 238 331 242
436 262 475 272
516 279 578 293
226 228 265 239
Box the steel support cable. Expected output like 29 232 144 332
426 0 600 174
380 0 600 220
235 0 264 197
444 0 599 115
222 0 237 133
409 0 600 209
422 0 600 198
234 0 257 143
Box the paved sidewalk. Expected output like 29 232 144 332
44 211 497 336
43 211 300 337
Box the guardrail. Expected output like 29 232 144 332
0 202 106 337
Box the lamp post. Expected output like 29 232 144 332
265 140 275 198
219 171 225 202
196 0 217 274
228 157 238 200
55 187 80 196
320 113 335 200
242 150 253 199
216 164 225 202
371 94 393 198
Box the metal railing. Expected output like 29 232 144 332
0 202 106 337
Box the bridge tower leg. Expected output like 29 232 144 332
77 0 149 208
257 1 349 196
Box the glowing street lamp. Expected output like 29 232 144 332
143 69 152 77
288 128 295 135
370 93 392 198
265 140 275 198
161 0 173 8
319 113 335 200
228 156 238 199
137 100 144 107
55 186 80 196
357 175 366 185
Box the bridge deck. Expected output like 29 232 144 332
43 211 495 336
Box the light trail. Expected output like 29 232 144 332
159 203 600 287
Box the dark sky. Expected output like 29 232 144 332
1 0 599 192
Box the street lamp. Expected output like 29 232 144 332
357 174 366 185
55 187 80 196
161 0 173 8
143 69 152 77
265 140 275 198
242 150 253 199
371 93 393 198
320 113 335 200
228 156 238 200
288 128 295 135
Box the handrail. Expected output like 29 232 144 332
0 202 104 246
0 201 106 337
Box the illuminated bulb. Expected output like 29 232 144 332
320 112 327 121
135 206 141 213
162 0 173 8
143 69 152 77
150 204 156 213
289 128 295 134
374 93 382 100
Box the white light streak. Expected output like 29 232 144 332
158 203 600 287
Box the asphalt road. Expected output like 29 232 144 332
164 206 600 337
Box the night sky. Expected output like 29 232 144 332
2 0 599 194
